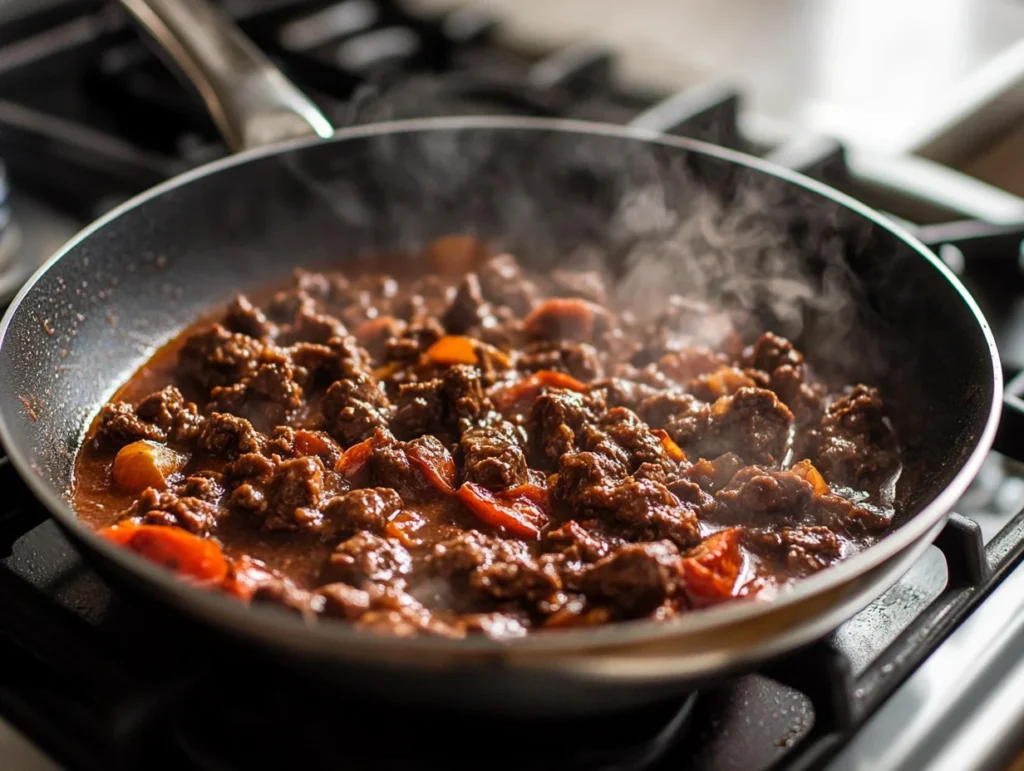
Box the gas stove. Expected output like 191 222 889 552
3 2 1024 770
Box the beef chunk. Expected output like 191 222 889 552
179 473 224 502
603 477 703 549
179 323 264 390
478 253 539 314
746 525 841 575
129 488 222 534
324 488 403 536
715 466 814 522
553 451 627 515
265 427 343 468
391 365 490 441
553 452 700 548
369 435 452 501
589 378 659 410
637 391 712 448
263 457 326 532
250 578 321 619
323 533 412 586
530 389 603 462
461 422 528 491
697 387 794 465
322 373 391 447
518 341 602 380
430 530 495 578
94 386 204 449
353 585 460 638
385 317 445 361
584 407 679 475
742 332 803 374
543 520 613 563
135 386 204 444
209 352 304 418
198 413 263 459
278 308 347 346
317 582 372 621
224 452 276 483
443 273 494 333
224 295 274 339
94 402 167 447
581 541 682 618
430 531 560 604
470 542 561 603
811 385 898 487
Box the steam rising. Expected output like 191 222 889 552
281 83 893 384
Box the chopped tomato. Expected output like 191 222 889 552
523 297 607 342
425 335 479 366
222 555 277 602
456 482 549 539
112 440 186 492
98 523 228 585
335 434 380 478
653 429 687 462
491 370 588 411
791 459 830 497
700 367 756 398
679 528 744 608
293 430 333 458
405 441 456 494
354 315 403 344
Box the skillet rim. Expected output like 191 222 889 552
0 115 1002 656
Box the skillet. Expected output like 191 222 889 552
0 0 1014 715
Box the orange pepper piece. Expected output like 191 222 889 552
653 429 687 462
491 370 588 411
791 459 830 497
98 523 228 585
425 335 479 366
456 482 549 539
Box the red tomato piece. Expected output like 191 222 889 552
652 429 687 462
523 298 605 342
335 434 378 478
98 523 228 585
293 429 332 458
491 370 588 411
679 528 744 608
456 482 549 539
222 555 277 602
405 441 456 494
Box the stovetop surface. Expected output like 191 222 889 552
3 2 1024 770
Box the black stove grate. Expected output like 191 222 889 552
2 2 1024 770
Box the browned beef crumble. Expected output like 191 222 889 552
73 243 901 639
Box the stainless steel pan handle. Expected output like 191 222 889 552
119 0 334 152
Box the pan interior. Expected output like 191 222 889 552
0 121 995 585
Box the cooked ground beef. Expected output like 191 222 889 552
74 245 901 639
